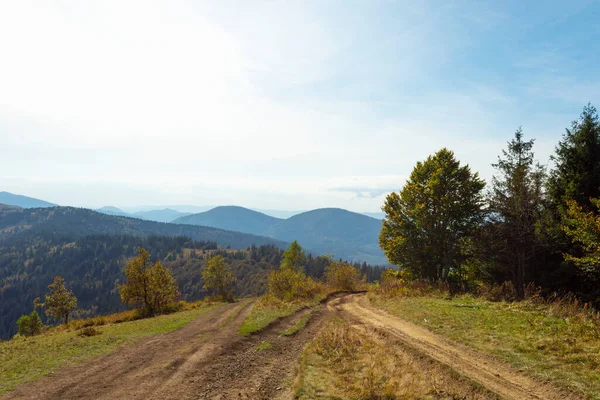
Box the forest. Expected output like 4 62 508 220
380 104 600 303
0 233 383 339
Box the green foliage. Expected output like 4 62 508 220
202 254 236 302
45 276 77 325
562 198 600 274
119 247 179 314
379 148 485 281
280 240 306 272
547 104 600 211
268 267 319 302
324 261 362 291
16 311 43 337
486 128 545 298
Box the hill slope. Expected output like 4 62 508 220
0 191 56 208
173 206 282 234
0 206 287 249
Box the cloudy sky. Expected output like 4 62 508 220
1 1 599 212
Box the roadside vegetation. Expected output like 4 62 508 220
369 278 600 398
0 301 218 395
239 241 365 336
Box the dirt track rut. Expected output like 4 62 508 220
331 293 581 400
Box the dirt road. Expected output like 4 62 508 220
330 293 581 400
3 293 583 400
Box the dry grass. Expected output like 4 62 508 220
294 318 479 399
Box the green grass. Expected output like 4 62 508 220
281 311 312 336
370 294 600 399
0 303 218 395
256 340 272 350
238 301 303 336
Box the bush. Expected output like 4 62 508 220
16 311 43 337
77 326 101 337
268 268 320 302
325 262 363 291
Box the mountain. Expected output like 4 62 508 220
362 212 385 219
0 206 287 250
173 206 282 234
175 206 386 264
265 208 385 265
0 191 57 208
133 208 191 223
97 206 130 216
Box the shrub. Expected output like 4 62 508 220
268 268 320 302
77 326 101 337
16 311 43 336
325 261 363 291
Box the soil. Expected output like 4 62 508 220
3 293 584 400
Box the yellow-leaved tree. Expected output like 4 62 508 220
325 261 363 291
119 247 179 315
202 254 236 302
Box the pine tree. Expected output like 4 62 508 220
487 129 545 299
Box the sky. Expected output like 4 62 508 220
1 0 599 213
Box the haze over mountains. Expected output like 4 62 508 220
0 191 387 264
174 206 385 264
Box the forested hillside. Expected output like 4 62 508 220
0 206 287 249
0 230 383 339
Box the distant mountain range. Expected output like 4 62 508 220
0 192 387 264
97 206 191 222
173 206 387 264
0 191 57 208
0 205 286 250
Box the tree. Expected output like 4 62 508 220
325 261 363 291
547 104 600 212
379 148 486 281
562 199 600 274
16 310 43 336
45 276 77 325
119 247 179 314
202 255 236 302
487 129 545 299
280 240 305 272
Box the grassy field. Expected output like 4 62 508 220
0 303 218 395
370 294 600 399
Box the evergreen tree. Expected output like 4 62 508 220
280 240 306 272
487 129 545 299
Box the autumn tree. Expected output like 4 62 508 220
325 261 363 291
563 198 600 270
45 276 77 325
379 148 486 282
486 129 545 299
202 254 236 302
119 247 179 314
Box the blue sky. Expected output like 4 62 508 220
1 0 599 212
